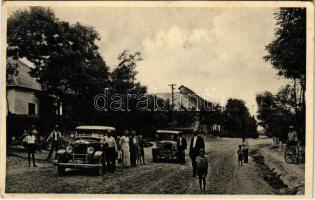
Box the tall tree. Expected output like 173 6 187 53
264 8 306 140
223 98 257 138
109 50 147 111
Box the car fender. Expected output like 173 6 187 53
94 151 103 157
57 149 66 155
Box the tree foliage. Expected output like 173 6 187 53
223 98 258 138
264 8 306 81
263 8 306 142
256 86 299 141
7 7 110 100
264 8 306 114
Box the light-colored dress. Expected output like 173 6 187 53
119 136 131 167
241 140 249 150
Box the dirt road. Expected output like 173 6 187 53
6 137 276 194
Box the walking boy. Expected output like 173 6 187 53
196 149 208 191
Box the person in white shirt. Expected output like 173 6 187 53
287 126 298 146
46 124 62 160
24 131 37 167
103 130 118 172
241 137 249 163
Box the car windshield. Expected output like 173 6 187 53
156 133 177 141
75 130 105 139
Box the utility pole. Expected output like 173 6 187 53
169 84 176 129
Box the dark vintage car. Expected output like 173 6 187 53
152 130 180 162
54 125 116 175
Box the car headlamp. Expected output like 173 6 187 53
66 146 73 153
87 147 94 154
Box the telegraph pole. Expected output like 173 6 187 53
169 84 176 129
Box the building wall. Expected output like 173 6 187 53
7 88 40 115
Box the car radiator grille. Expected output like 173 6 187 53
73 144 88 160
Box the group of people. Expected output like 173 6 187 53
22 124 63 167
237 137 249 166
101 129 146 173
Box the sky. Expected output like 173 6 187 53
8 6 290 115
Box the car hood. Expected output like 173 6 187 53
157 140 177 145
73 139 99 145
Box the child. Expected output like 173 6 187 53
237 145 243 166
196 149 208 191
25 131 37 167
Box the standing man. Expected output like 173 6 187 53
129 130 139 167
138 135 145 165
189 130 205 177
287 125 298 146
25 130 38 167
105 130 118 172
177 132 187 164
46 124 62 160
101 132 109 171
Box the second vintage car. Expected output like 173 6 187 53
54 125 116 175
152 130 180 162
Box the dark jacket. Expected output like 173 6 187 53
189 136 205 158
177 136 187 150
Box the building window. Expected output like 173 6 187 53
28 103 36 115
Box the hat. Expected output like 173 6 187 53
289 126 294 129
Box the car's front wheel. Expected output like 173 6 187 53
96 166 103 176
96 157 104 176
57 166 66 175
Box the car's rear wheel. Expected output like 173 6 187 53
57 166 66 175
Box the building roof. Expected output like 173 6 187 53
75 126 116 131
178 85 213 110
7 60 42 91
153 92 197 111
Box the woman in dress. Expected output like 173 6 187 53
241 137 249 163
119 130 131 167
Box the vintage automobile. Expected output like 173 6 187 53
152 130 180 162
54 125 116 175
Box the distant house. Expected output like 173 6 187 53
6 60 42 116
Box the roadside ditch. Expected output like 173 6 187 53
250 149 303 195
